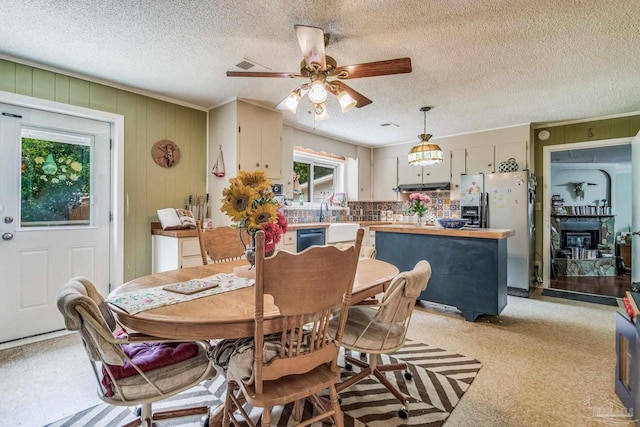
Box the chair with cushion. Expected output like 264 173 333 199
220 228 363 427
57 276 215 427
334 242 376 259
329 260 432 419
197 222 246 265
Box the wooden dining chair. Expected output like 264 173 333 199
221 228 364 427
197 222 246 265
334 242 376 259
329 260 432 419
57 276 215 427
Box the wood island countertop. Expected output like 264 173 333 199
370 224 515 239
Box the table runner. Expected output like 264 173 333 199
107 273 254 315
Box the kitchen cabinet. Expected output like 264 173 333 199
152 235 203 273
359 225 376 248
237 101 283 179
494 141 528 171
466 145 495 174
358 157 372 201
397 150 451 185
276 230 297 252
466 141 528 174
372 157 398 200
450 148 466 199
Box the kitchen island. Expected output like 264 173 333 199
370 225 515 321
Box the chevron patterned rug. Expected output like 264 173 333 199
47 342 481 427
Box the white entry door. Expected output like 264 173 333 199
0 103 111 343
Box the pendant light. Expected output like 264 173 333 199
408 106 444 166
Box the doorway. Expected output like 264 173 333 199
0 92 124 345
543 138 632 298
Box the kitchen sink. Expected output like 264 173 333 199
326 223 360 244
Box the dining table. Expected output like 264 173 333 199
108 258 399 426
108 258 399 340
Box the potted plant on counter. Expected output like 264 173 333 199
404 193 431 227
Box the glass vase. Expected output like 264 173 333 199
413 213 426 227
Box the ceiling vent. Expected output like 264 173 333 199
234 58 271 72
380 122 399 127
235 60 256 70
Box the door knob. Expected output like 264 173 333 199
2 232 13 241
632 231 640 236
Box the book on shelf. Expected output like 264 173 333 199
157 208 197 230
563 205 613 216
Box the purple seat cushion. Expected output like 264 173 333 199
101 332 200 397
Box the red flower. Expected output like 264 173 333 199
260 212 288 254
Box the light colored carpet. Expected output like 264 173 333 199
0 288 631 426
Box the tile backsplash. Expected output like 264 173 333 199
282 191 460 223
348 192 460 222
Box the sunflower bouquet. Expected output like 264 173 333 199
221 171 288 256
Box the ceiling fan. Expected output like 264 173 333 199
226 25 412 120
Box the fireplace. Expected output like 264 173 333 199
550 215 616 276
559 220 601 250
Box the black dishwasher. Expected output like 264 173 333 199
297 228 326 252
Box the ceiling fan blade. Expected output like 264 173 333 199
327 80 372 108
226 71 302 78
333 57 412 79
294 25 327 70
274 84 310 110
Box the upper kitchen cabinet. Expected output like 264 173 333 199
237 101 283 179
373 157 398 200
397 150 451 185
465 145 495 174
449 148 466 199
494 141 528 171
465 141 527 174
358 157 372 201
346 155 372 201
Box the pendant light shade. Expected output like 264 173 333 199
408 107 443 166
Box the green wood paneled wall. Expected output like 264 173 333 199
0 59 207 282
533 115 640 270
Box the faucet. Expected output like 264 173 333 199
319 193 329 222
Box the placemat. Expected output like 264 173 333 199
107 273 254 315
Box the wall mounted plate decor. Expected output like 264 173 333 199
152 140 180 168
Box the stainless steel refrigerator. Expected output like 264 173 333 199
460 171 536 292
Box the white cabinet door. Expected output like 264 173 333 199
397 158 423 185
495 141 527 171
373 157 398 200
421 150 451 183
358 157 372 201
237 101 260 172
261 110 283 179
466 145 495 174
237 102 282 179
450 148 466 200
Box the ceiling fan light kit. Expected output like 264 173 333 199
308 80 328 104
284 89 302 114
226 25 412 121
314 103 329 120
408 107 444 166
337 90 357 112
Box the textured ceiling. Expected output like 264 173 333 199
1 0 639 147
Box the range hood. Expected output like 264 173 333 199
396 182 451 193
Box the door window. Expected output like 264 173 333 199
20 128 93 228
